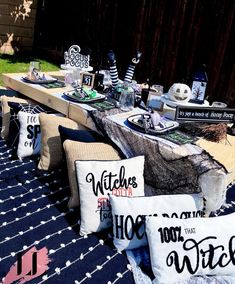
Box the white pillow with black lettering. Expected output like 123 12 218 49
75 155 145 235
109 194 203 251
17 111 41 159
145 213 235 284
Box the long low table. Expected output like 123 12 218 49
2 72 235 214
2 71 98 130
2 71 72 116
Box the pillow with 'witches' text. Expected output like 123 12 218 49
109 194 204 251
17 111 41 159
145 213 235 284
75 155 145 235
63 140 121 209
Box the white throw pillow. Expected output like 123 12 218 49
17 111 41 159
110 194 204 251
145 213 235 284
75 156 145 235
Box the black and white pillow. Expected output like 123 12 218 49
7 102 45 155
145 213 235 283
75 156 145 235
109 194 204 251
17 111 41 159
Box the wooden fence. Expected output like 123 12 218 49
0 0 38 54
5 0 235 106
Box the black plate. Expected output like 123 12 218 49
63 90 106 103
127 113 179 134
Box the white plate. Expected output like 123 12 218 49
161 93 210 108
22 76 57 84
127 113 179 134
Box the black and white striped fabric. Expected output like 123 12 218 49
110 65 119 88
107 50 119 88
0 130 135 283
124 52 142 83
124 64 135 83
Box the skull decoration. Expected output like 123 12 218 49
168 83 192 103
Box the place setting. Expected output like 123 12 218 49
63 87 106 103
21 61 66 88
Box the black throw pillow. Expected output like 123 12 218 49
58 125 106 146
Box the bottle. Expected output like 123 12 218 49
190 64 208 104
119 82 135 111
150 110 161 128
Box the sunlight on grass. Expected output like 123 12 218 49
0 55 60 86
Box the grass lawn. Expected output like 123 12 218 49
0 54 60 87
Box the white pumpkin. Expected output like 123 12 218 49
168 83 192 103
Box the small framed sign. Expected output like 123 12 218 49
190 81 207 104
175 106 235 123
81 72 95 88
141 88 164 111
147 95 164 111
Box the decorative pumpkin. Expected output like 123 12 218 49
168 83 192 103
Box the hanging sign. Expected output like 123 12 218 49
175 106 235 123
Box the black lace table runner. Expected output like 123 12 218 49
89 109 227 199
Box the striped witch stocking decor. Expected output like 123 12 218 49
124 51 142 83
107 50 119 88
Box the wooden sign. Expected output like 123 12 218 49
175 106 235 123
81 72 95 88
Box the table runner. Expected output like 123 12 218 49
89 109 228 214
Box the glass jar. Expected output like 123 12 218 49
119 83 135 111
29 61 41 73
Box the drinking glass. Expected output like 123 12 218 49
72 69 81 87
151 84 164 96
64 70 75 88
100 70 111 86
29 61 41 72
119 83 135 111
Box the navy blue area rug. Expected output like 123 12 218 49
1 111 235 284
0 137 134 284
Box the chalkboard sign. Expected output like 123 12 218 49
175 106 235 123
81 72 95 88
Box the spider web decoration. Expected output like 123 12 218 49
64 45 90 69
7 103 45 151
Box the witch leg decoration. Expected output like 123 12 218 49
107 50 119 88
124 51 142 83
